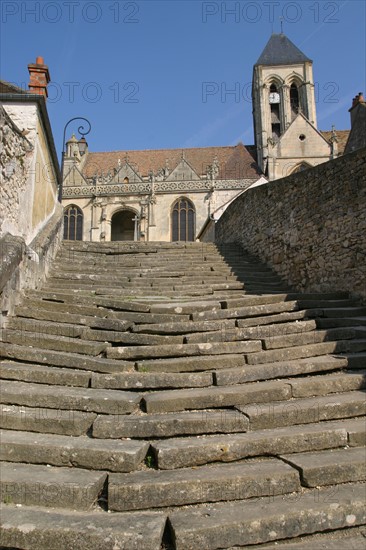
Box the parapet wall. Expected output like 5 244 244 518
216 148 366 301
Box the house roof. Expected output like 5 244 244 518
0 80 28 94
321 130 350 155
83 143 262 180
255 33 312 66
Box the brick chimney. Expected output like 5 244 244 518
28 56 50 98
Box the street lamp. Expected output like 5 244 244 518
58 117 91 202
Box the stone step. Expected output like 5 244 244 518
0 506 166 550
93 409 248 439
149 300 221 314
345 352 366 369
107 340 262 360
14 306 133 331
2 329 109 356
236 308 322 327
0 430 149 472
259 531 366 550
0 361 91 387
143 380 291 414
152 421 348 470
0 343 133 373
0 404 96 436
191 300 299 321
261 327 357 350
317 316 366 329
238 390 366 430
132 318 237 335
185 319 318 344
168 482 365 550
0 380 141 414
6 316 85 338
84 329 184 346
281 446 366 487
0 462 107 509
91 370 213 390
323 307 366 318
108 458 300 511
246 339 366 365
214 356 349 386
136 354 246 373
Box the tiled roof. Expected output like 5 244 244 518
0 80 28 94
321 130 350 155
83 143 262 180
255 34 312 66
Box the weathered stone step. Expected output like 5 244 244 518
259 531 366 550
0 380 141 414
19 298 115 317
132 318 236 335
111 310 191 324
238 390 366 430
14 306 132 331
149 300 221 314
168 482 365 550
281 446 366 487
345 352 366 369
0 404 96 436
85 328 183 345
107 340 262 361
0 361 91 387
191 300 299 321
93 409 248 439
0 462 107 509
109 458 300 511
246 339 366 365
185 320 317 344
323 307 366 318
6 316 85 338
91 370 213 390
152 422 348 469
236 308 322 327
317 316 366 329
0 430 149 472
0 505 166 550
288 371 366 397
261 327 357 350
143 380 291 414
2 329 109 356
136 354 245 373
214 356 349 386
0 343 133 373
297 299 359 308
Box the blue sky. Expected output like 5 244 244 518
1 0 365 157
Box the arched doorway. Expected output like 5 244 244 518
63 205 83 240
111 209 137 241
171 198 195 241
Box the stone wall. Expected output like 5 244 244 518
216 147 366 301
0 106 33 238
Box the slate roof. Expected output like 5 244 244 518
83 143 262 180
255 34 312 66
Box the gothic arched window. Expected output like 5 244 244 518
63 205 83 241
172 198 195 242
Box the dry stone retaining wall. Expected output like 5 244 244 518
216 148 366 301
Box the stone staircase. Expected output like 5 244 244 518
0 241 365 550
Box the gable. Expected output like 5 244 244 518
110 162 142 183
276 115 331 157
63 164 88 187
165 158 201 181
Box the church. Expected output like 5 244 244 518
62 33 348 243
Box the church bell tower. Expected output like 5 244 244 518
252 33 323 180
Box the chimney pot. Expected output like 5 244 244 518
36 56 44 65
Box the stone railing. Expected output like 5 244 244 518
62 179 255 198
216 147 366 301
